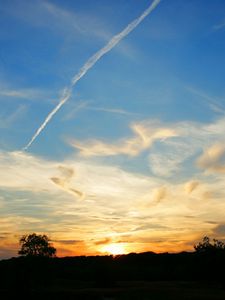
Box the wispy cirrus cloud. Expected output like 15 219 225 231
185 85 225 114
3 0 137 59
0 149 154 203
148 139 193 177
88 106 136 115
63 100 137 121
0 104 27 128
0 151 58 192
213 20 225 31
1 115 225 257
41 1 110 41
2 0 103 40
23 0 161 150
1 147 225 258
68 115 225 179
62 101 89 121
0 89 36 100
69 121 176 157
148 116 225 177
0 85 55 103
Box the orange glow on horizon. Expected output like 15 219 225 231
100 243 127 255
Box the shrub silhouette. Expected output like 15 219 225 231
194 236 225 253
18 233 56 257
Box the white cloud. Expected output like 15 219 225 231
197 143 225 173
0 151 59 193
185 181 199 194
1 115 225 257
1 147 225 257
148 139 193 177
69 121 177 157
147 116 225 177
0 87 51 101
0 150 154 202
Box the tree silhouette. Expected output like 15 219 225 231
18 233 56 257
194 236 225 253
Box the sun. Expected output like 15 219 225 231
101 243 126 255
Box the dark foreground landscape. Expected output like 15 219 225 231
1 250 225 299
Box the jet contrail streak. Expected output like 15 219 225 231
23 0 161 151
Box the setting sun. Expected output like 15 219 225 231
101 243 126 255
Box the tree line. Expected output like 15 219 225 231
0 233 225 298
17 233 225 258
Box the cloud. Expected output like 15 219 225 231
1 148 225 257
23 0 161 150
53 239 81 245
0 151 85 198
213 21 225 31
94 238 112 246
62 101 89 121
42 1 141 61
148 139 193 177
185 85 225 114
51 165 85 199
0 150 152 200
0 90 31 98
3 114 225 256
65 115 225 185
0 150 173 256
42 1 85 36
2 0 137 61
0 86 51 102
63 101 137 121
146 116 225 178
0 151 58 192
69 122 177 157
197 143 225 173
185 181 199 194
51 177 82 197
0 104 27 129
213 224 225 237
137 186 168 208
58 165 74 179
86 106 138 116
3 0 105 41
152 186 167 203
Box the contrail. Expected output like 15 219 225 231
23 0 161 151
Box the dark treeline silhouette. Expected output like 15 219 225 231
0 236 225 299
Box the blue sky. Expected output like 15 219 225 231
1 0 225 258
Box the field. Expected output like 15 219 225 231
1 253 225 299
2 280 224 300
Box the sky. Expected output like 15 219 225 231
0 0 225 259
